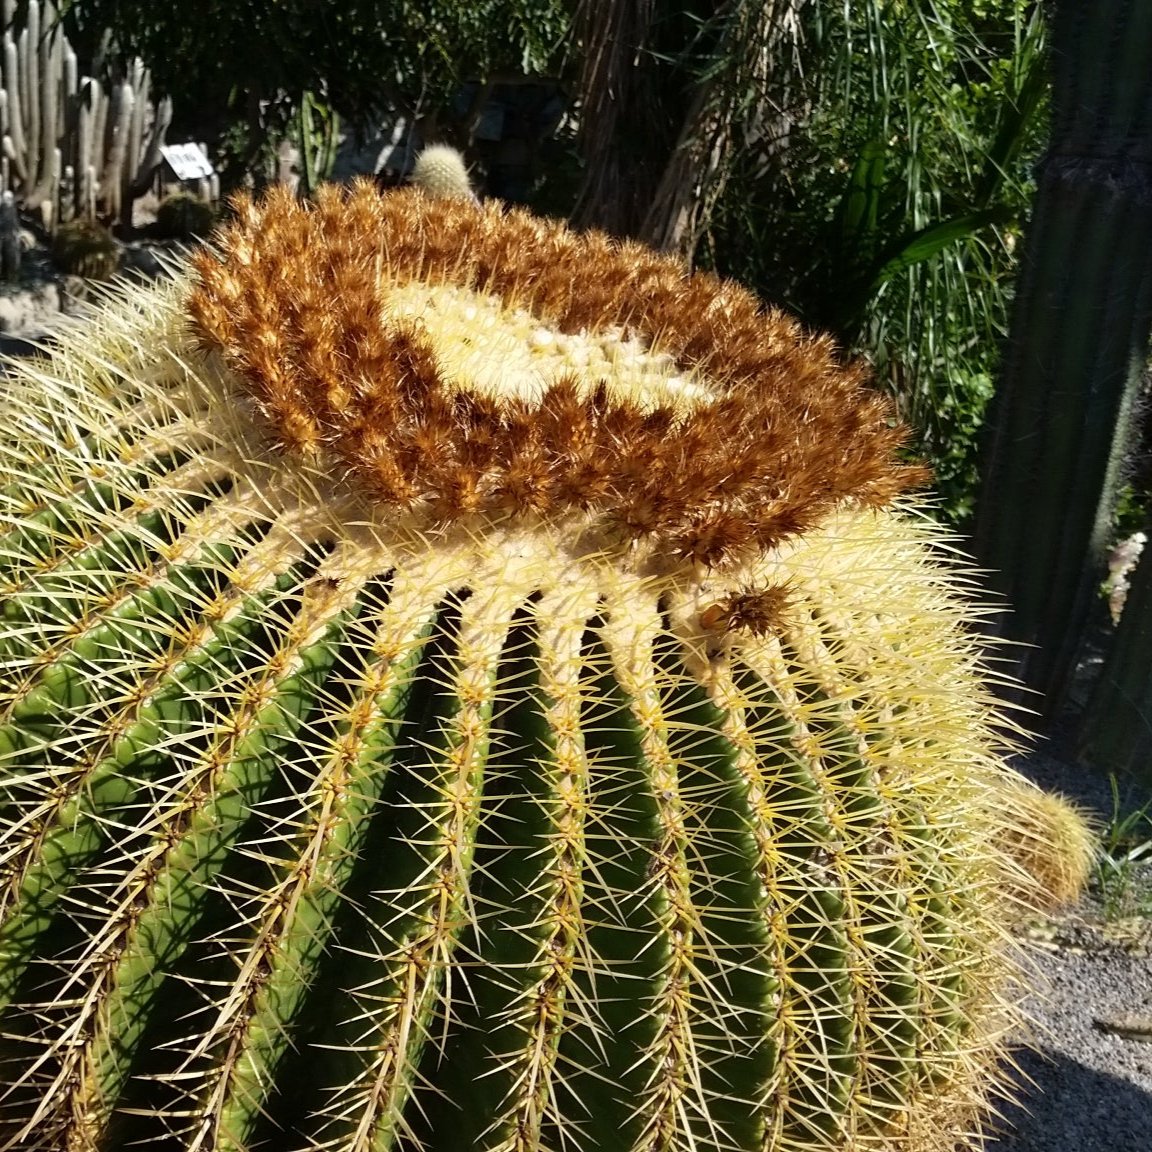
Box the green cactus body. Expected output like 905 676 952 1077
0 182 1079 1151
972 0 1152 716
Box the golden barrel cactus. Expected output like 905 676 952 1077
0 181 1089 1151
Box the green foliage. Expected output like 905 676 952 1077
57 0 569 130
1094 776 1152 921
51 1 570 194
703 0 1047 521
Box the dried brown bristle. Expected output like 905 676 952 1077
699 585 793 636
189 181 927 565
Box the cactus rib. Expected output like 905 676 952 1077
310 576 534 1151
420 584 600 1152
0 563 307 1011
14 578 357 1148
197 601 438 1151
603 582 740 1152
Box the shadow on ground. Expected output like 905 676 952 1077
987 1046 1152 1151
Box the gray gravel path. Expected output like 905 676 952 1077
983 749 1152 1151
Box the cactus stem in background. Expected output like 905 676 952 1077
0 186 18 278
0 1 174 228
972 0 1152 719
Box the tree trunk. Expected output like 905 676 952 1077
570 0 668 238
572 0 804 258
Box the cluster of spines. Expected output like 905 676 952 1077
189 181 925 566
0 391 1030 1152
0 187 1085 1152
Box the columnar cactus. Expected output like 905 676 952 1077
0 180 1090 1151
0 185 18 277
972 0 1152 716
0 0 173 228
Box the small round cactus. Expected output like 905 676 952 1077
50 217 121 279
155 191 219 240
410 143 476 200
0 179 1089 1151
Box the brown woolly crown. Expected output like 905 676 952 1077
189 180 925 566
